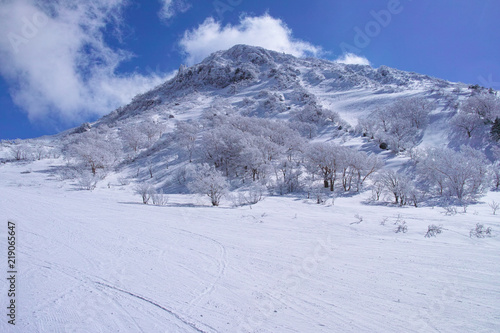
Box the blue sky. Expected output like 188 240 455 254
0 0 499 139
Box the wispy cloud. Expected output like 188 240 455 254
0 0 168 126
335 53 371 66
158 0 191 22
179 14 322 65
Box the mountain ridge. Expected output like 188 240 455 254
99 44 458 126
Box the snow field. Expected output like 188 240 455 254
1 159 499 332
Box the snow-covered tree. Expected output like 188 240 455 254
66 128 122 175
305 142 343 191
451 112 483 138
272 158 302 195
239 138 271 182
364 97 432 152
173 121 199 162
490 161 500 190
134 183 156 204
461 94 500 121
347 151 383 192
398 97 434 129
200 125 245 176
139 120 165 143
377 170 415 205
291 102 338 127
33 143 48 160
418 146 490 201
120 125 147 153
9 140 32 161
188 164 229 206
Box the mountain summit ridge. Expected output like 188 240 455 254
102 44 457 126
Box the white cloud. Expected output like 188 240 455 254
158 0 191 21
179 14 322 65
335 53 371 66
0 0 168 126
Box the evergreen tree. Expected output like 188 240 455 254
491 118 500 141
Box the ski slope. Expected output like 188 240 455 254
1 159 499 332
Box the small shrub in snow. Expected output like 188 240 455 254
488 200 500 215
380 217 389 226
230 185 265 207
371 180 384 201
394 215 407 233
394 222 408 233
351 214 363 224
134 183 155 204
57 167 79 181
77 172 98 191
469 224 492 238
425 225 443 238
151 190 168 206
443 206 457 216
245 184 266 205
311 187 328 204
118 177 130 186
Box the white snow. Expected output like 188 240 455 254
1 158 499 332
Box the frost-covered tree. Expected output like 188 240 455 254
289 121 318 139
364 97 432 152
385 118 419 152
305 142 343 191
490 161 500 190
9 140 32 161
239 138 271 181
66 128 122 175
398 97 434 129
291 102 339 127
418 146 490 201
139 120 165 143
451 112 483 138
134 183 156 204
377 170 415 205
200 125 245 176
347 151 383 192
120 125 147 153
356 117 377 138
272 158 302 195
33 143 48 160
173 121 199 162
188 164 229 206
461 94 500 121
305 143 381 192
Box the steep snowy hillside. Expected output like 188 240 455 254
99 44 456 127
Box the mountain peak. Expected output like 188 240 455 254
201 44 281 66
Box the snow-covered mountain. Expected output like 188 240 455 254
4 44 500 198
1 45 500 332
100 44 456 126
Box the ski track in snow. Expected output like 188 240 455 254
94 281 213 333
179 209 228 314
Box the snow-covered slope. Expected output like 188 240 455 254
1 159 499 332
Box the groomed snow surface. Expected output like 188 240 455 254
1 159 499 333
